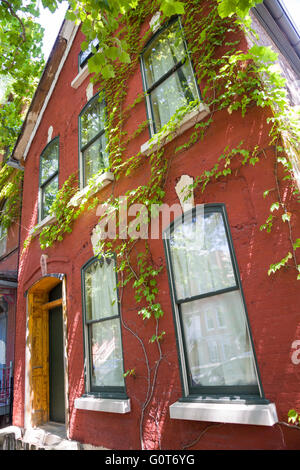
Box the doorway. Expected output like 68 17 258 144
49 283 65 423
25 275 68 429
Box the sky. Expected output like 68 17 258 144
280 0 300 32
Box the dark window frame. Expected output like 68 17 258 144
81 255 127 398
140 16 201 137
38 137 59 222
78 38 99 72
78 93 108 188
163 204 266 402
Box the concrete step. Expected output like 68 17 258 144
0 424 81 450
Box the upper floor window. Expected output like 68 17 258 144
39 137 59 222
78 38 99 71
82 256 126 396
163 204 263 399
140 17 200 136
79 94 109 188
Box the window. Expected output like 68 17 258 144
79 94 109 188
82 256 126 396
78 38 99 71
39 137 59 222
0 201 7 258
140 17 200 136
0 304 7 367
163 204 263 399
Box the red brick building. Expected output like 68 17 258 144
7 0 300 450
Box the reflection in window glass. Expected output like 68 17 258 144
142 19 199 134
90 318 124 388
39 138 59 221
81 98 106 147
83 135 109 183
169 212 236 300
84 257 119 322
181 291 258 387
42 175 58 220
40 143 58 184
80 95 108 187
0 201 7 257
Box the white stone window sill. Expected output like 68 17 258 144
74 396 131 414
169 401 278 427
69 171 114 207
71 64 90 89
29 214 57 237
140 103 210 156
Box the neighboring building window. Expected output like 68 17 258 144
0 303 7 367
163 204 263 398
0 201 7 258
82 256 125 395
140 17 200 136
39 137 59 221
79 94 109 187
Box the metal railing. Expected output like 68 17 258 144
0 362 13 418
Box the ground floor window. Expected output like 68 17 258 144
163 204 263 398
82 256 126 396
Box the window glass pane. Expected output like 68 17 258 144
83 135 109 185
90 318 124 388
181 290 258 388
0 313 7 366
81 98 106 147
0 229 7 257
79 38 99 68
143 21 186 87
42 175 58 219
40 141 58 184
150 61 198 131
169 212 236 300
84 258 118 322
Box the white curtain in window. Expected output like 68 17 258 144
0 314 6 366
181 291 258 387
170 212 236 300
151 62 198 130
91 318 124 387
85 258 118 321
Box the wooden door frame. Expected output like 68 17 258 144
24 274 69 435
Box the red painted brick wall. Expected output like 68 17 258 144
13 12 300 450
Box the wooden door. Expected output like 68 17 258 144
28 290 49 427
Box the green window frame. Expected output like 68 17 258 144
140 16 200 136
78 38 99 72
39 137 59 222
79 93 109 188
81 255 126 397
163 204 266 401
